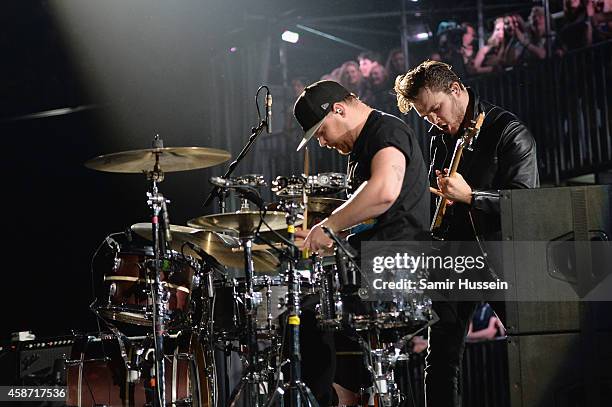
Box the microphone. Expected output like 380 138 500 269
265 92 272 134
322 226 357 260
210 176 232 188
160 198 172 242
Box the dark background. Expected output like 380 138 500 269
0 0 548 339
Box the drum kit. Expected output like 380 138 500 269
70 134 434 407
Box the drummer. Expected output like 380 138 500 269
292 80 430 404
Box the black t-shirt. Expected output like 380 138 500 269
347 110 430 246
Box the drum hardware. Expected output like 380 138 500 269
314 257 343 331
210 175 267 211
226 233 270 407
265 199 320 407
271 173 348 198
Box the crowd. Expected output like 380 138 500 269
293 2 611 114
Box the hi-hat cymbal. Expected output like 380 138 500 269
131 223 279 273
188 211 300 236
85 147 231 173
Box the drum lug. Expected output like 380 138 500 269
176 352 195 361
112 256 121 272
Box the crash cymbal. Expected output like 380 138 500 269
85 147 231 173
131 223 279 273
188 211 300 236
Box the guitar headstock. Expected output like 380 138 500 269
459 112 485 149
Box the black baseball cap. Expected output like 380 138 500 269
293 80 351 151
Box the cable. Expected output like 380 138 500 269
89 232 123 360
255 85 270 124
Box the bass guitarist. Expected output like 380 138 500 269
394 60 539 407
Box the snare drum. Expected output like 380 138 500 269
315 253 433 334
347 295 433 332
96 246 199 328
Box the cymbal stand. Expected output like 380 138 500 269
265 201 319 407
145 135 171 407
228 231 267 407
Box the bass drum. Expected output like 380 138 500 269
65 333 212 407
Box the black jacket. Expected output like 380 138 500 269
429 88 540 241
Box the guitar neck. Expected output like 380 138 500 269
430 137 467 232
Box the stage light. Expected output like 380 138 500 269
415 32 430 40
282 30 299 44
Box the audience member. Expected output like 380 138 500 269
460 23 479 75
559 0 594 51
466 303 506 341
357 51 383 78
515 6 550 61
338 60 365 96
473 15 524 72
385 48 406 83
591 0 612 40
431 21 484 77
367 64 397 113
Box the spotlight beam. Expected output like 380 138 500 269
296 24 368 51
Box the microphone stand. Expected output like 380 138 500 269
145 135 172 407
203 117 268 212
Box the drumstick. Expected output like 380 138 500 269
302 147 310 258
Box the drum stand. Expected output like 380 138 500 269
265 201 319 407
227 233 268 407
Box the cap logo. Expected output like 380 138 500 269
320 102 329 110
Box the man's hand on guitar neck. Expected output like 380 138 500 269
432 168 473 205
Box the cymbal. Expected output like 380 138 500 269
267 197 345 228
188 211 300 236
131 222 226 246
303 197 345 215
186 230 280 273
85 147 231 173
131 223 279 273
